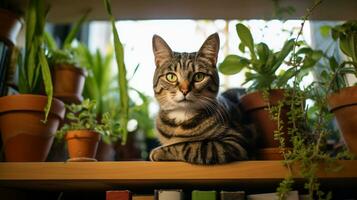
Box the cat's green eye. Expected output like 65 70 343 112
166 73 177 82
193 73 205 82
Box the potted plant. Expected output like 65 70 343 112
45 12 89 104
325 21 357 157
77 44 155 161
104 0 130 145
219 23 322 159
0 1 23 95
76 44 120 160
0 0 65 162
57 99 120 161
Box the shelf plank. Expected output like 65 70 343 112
9 0 357 23
0 161 356 190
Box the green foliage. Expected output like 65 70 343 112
321 21 357 92
130 88 155 139
268 2 354 198
76 44 114 115
331 21 357 64
56 99 121 141
104 0 129 144
18 0 53 122
45 11 89 66
219 23 322 91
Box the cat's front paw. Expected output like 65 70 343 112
149 147 165 161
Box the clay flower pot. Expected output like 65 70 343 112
0 8 22 46
0 94 65 162
65 130 101 162
52 63 87 104
327 86 357 157
240 89 291 160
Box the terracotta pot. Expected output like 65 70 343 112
0 94 65 162
52 63 86 104
65 130 101 161
0 8 22 46
327 86 357 157
240 89 291 160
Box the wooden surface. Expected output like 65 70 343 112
8 0 357 23
0 161 356 190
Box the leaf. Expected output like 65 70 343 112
236 23 256 59
238 43 246 53
256 42 270 64
39 46 53 123
44 31 58 50
104 0 129 144
320 25 331 38
271 39 295 73
63 10 90 49
218 55 249 75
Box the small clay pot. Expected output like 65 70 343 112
240 89 291 160
52 63 87 104
0 8 22 46
327 86 357 157
65 130 101 162
0 94 65 162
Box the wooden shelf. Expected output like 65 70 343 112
9 0 357 23
0 161 356 191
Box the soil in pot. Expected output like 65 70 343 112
52 63 86 104
65 130 101 162
240 89 291 160
0 94 65 162
327 86 357 157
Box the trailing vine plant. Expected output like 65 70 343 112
264 0 353 199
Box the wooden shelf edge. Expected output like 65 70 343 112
0 160 356 180
0 161 356 190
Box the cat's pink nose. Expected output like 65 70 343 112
181 88 189 95
179 80 190 96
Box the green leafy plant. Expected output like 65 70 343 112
219 23 322 91
268 1 353 199
45 11 89 66
329 21 357 90
17 0 53 122
56 99 120 141
76 44 114 115
104 0 129 144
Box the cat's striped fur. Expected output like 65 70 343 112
150 33 254 164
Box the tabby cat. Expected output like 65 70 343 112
150 33 254 164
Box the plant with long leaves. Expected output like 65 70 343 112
18 0 53 122
76 44 114 115
45 11 89 66
103 0 129 144
219 23 322 91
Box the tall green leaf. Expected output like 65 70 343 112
236 23 256 59
104 0 129 144
63 10 90 49
39 47 53 122
270 39 295 73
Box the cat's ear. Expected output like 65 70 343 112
152 35 173 67
197 33 220 66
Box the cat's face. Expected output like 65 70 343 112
152 33 220 111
